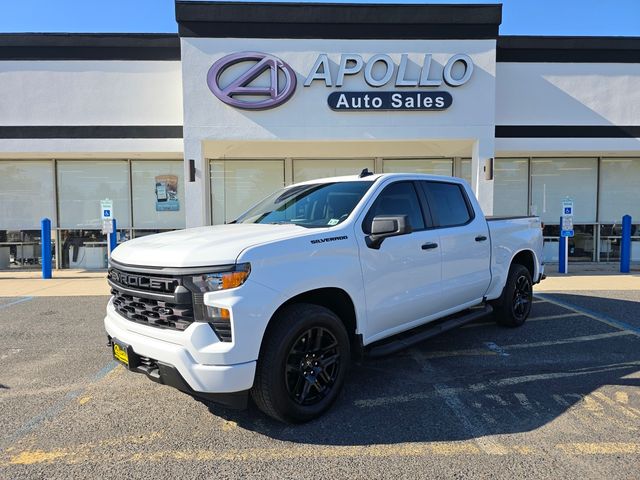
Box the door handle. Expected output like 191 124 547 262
421 242 438 250
475 235 487 242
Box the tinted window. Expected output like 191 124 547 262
363 182 425 233
235 181 372 228
422 181 472 227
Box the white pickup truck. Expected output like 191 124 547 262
105 172 544 423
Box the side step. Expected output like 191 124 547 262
367 304 494 358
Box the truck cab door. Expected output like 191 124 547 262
356 181 443 342
420 180 491 309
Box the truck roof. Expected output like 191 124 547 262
293 172 466 187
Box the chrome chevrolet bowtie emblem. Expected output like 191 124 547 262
207 51 297 110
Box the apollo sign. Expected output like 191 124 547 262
207 51 297 110
207 51 474 111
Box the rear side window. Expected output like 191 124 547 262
421 181 473 228
363 181 425 233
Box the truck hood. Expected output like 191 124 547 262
111 224 311 268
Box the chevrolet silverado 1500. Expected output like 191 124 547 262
105 172 544 423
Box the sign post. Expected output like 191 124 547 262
559 198 574 274
100 199 114 259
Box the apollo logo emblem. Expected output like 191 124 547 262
207 52 297 110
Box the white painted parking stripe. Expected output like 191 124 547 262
535 294 640 338
503 330 633 350
461 312 580 329
410 349 508 455
355 361 640 408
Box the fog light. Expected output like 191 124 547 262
207 306 230 319
206 306 232 342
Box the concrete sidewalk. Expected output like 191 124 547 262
0 264 638 297
0 269 110 297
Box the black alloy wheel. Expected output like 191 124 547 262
512 274 532 321
492 263 533 327
251 303 350 423
285 327 341 406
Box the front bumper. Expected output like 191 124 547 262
104 302 256 399
107 336 249 409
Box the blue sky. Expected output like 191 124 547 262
1 0 639 36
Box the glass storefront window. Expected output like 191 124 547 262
57 161 131 229
382 158 453 176
131 160 185 229
458 159 472 185
132 229 174 238
599 158 640 224
0 161 55 229
599 224 640 262
542 224 595 263
494 158 528 217
293 159 374 183
59 229 128 269
530 158 597 224
0 229 54 270
210 160 285 224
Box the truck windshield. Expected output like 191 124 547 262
233 181 373 228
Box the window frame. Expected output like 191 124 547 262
420 180 475 229
361 180 432 234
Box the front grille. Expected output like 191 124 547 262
111 288 194 331
108 264 233 342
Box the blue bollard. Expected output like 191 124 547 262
620 215 632 273
109 218 117 254
41 218 52 279
559 236 567 274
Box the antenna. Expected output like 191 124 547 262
359 168 373 178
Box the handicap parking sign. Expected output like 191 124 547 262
100 199 113 220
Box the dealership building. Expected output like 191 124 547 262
1 1 639 269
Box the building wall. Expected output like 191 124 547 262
496 62 640 126
0 60 183 127
181 38 497 143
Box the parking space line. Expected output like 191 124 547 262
591 392 640 420
414 331 631 362
4 441 640 466
355 361 640 408
503 330 633 350
461 313 580 329
410 349 509 456
1 360 119 449
0 296 33 311
535 294 640 338
557 443 640 455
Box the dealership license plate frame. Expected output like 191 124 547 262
112 338 131 367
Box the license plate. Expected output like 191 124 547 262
112 339 129 366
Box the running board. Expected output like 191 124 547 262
366 304 494 358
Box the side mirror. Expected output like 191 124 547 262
366 215 412 249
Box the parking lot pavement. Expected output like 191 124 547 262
1 294 639 479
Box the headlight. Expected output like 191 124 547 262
185 263 251 293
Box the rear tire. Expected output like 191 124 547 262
492 263 533 327
251 303 350 423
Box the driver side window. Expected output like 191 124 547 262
363 181 425 234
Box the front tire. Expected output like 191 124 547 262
492 263 533 327
251 303 350 423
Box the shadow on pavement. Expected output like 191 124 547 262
198 294 640 446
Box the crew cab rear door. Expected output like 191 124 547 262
356 181 444 342
420 180 491 309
